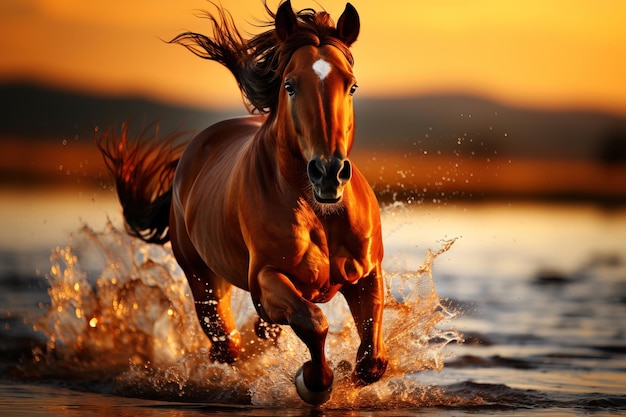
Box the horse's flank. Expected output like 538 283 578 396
171 116 264 289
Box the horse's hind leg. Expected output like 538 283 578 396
170 216 241 363
188 270 241 363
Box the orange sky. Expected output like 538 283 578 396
1 0 625 115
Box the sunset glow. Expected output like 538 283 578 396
1 0 625 114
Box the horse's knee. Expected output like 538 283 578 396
254 276 328 342
289 303 328 340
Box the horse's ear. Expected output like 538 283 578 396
336 3 360 46
276 0 298 42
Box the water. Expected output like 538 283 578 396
1 188 625 416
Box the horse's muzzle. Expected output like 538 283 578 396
307 157 352 204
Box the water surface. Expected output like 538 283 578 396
1 188 625 415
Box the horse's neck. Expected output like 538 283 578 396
258 117 307 194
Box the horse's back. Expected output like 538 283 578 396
174 115 265 200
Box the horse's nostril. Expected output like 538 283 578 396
338 159 352 182
308 157 352 186
307 159 325 184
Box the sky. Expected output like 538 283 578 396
1 0 625 115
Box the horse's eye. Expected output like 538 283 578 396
284 81 295 97
349 83 358 96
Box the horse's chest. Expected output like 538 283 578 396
247 202 378 301
288 229 372 301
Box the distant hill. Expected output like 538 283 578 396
354 96 626 163
0 83 240 141
2 82 626 164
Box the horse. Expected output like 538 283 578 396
98 0 387 405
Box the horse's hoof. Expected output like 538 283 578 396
353 355 388 386
294 366 332 405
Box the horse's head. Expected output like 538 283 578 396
275 1 360 205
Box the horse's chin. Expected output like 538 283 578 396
309 192 345 216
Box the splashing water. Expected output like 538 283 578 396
32 218 464 408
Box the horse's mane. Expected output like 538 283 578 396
170 1 354 114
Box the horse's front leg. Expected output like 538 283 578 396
340 266 388 385
251 267 333 405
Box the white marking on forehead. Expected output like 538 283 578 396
312 59 332 80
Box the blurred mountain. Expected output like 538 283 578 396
354 96 626 163
2 82 626 164
0 83 239 141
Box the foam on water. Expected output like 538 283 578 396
31 215 465 408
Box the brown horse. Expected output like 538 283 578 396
98 1 387 405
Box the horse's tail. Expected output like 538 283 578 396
96 124 190 244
